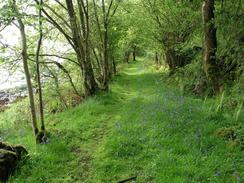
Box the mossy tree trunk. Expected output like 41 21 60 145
66 0 98 96
202 0 220 94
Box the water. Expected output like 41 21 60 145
0 67 27 105
0 68 26 90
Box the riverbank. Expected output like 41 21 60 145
0 66 27 110
0 86 27 111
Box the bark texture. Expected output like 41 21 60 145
202 0 220 93
66 0 98 96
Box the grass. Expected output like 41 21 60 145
0 58 243 182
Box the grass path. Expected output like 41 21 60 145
5 60 243 182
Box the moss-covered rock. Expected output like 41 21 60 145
0 142 27 182
0 149 17 182
14 145 28 159
0 142 27 160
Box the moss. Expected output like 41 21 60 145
215 126 244 150
0 142 27 160
13 145 28 160
0 142 27 182
215 127 236 140
226 140 239 149
0 142 14 151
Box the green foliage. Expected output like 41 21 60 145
216 0 244 69
0 99 31 133
143 0 243 95
0 3 14 25
109 0 154 62
143 0 201 48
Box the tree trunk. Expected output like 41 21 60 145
12 0 39 137
112 58 117 75
155 52 159 66
36 0 45 132
66 0 98 96
101 0 109 91
124 51 130 63
202 0 220 94
165 49 176 71
103 26 109 91
133 46 136 61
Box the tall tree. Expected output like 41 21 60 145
144 0 198 71
12 0 39 139
37 0 98 96
202 0 220 93
66 0 98 96
11 0 47 143
36 0 45 132
92 0 121 90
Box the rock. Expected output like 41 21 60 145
0 98 8 106
0 105 7 113
0 142 27 182
0 91 10 106
12 145 28 160
0 87 28 107
0 142 27 160
0 149 17 182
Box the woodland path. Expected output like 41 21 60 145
9 59 242 182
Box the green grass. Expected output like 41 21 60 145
0 59 243 182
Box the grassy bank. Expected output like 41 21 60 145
0 59 243 182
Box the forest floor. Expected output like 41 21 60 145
1 59 243 182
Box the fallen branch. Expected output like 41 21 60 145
117 176 137 183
